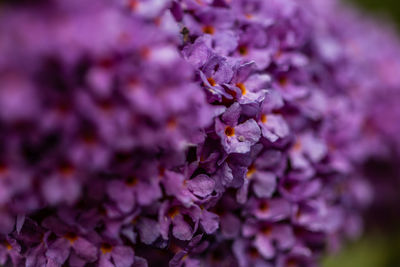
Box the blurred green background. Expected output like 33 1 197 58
323 231 400 267
346 0 400 27
323 1 400 267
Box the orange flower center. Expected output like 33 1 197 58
246 164 256 178
125 176 139 187
82 131 97 146
168 206 180 219
279 77 288 87
99 99 114 112
295 208 302 219
261 114 268 123
64 232 78 244
207 77 216 86
238 45 248 56
59 163 75 177
167 118 177 129
275 50 283 59
293 140 302 151
261 225 272 236
259 201 269 212
248 247 259 258
202 25 215 35
224 126 235 137
131 216 139 225
236 83 247 95
287 259 298 267
158 166 165 178
4 241 12 251
101 243 113 254
182 254 189 261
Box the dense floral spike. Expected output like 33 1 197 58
0 0 399 266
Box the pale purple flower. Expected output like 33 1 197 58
0 0 398 266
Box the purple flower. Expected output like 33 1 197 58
266 117 291 143
186 174 215 198
232 238 273 267
159 201 199 241
107 175 162 213
99 243 135 267
42 217 98 265
0 237 22 266
215 117 261 154
279 177 322 202
242 219 295 260
228 62 269 105
0 0 399 266
247 197 292 222
238 167 277 203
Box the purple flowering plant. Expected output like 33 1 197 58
0 0 400 266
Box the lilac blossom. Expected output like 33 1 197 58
0 0 399 266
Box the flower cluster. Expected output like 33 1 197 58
0 0 399 266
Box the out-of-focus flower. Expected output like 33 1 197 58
0 0 399 266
